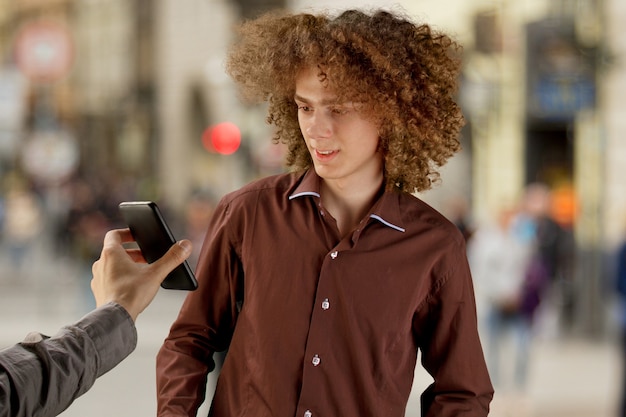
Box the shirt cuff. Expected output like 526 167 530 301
72 302 138 377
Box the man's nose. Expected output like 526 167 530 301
305 113 332 139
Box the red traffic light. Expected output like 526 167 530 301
202 122 241 155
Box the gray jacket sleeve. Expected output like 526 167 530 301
0 302 137 417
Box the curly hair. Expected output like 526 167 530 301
225 8 464 193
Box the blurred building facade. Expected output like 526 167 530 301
426 0 624 335
0 0 624 334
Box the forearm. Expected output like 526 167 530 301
156 336 215 417
418 261 493 416
0 303 137 417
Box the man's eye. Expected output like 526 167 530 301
331 107 348 115
297 105 312 112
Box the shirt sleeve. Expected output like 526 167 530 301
156 197 243 417
0 302 137 417
415 238 494 417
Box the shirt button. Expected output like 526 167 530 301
322 298 330 310
312 354 321 366
304 411 312 417
330 251 338 259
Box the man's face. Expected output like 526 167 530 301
294 66 383 189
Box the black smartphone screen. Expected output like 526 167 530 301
118 201 198 290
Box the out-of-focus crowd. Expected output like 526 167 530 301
0 170 216 285
447 182 579 412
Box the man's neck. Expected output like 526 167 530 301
321 175 383 237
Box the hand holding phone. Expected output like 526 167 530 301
119 201 198 291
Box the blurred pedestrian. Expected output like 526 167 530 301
63 179 113 311
156 8 492 417
469 189 553 416
444 195 475 243
469 205 535 391
521 182 575 335
1 175 43 281
614 224 626 417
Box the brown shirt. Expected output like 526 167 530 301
156 170 493 417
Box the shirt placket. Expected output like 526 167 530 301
295 243 346 417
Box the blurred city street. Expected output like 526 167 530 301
0 0 625 416
0 234 621 417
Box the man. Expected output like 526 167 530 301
157 8 493 417
0 229 192 417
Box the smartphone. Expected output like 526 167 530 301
118 201 198 291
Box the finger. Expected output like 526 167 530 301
148 240 192 280
102 228 134 248
126 248 147 263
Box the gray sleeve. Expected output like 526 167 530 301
0 302 137 417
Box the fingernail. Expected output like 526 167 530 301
178 240 192 253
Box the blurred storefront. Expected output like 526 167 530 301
434 0 624 335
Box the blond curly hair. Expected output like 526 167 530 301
225 8 464 193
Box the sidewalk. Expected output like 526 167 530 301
405 332 620 417
495 336 620 417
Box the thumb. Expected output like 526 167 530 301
149 240 193 280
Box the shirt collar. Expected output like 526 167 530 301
369 191 406 233
289 170 405 233
288 169 321 200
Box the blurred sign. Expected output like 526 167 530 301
14 20 74 83
21 128 79 185
526 18 596 122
